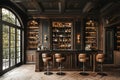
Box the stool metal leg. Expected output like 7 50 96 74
56 62 65 75
97 62 107 76
44 62 53 75
80 62 89 76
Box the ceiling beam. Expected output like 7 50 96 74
10 0 24 3
58 0 65 13
83 1 94 13
32 14 82 19
58 2 61 13
10 0 27 13
100 2 113 13
28 0 43 13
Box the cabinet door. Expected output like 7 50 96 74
26 50 36 63
114 51 120 65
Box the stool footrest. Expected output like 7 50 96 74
79 72 89 76
44 72 53 75
56 72 65 75
58 66 64 69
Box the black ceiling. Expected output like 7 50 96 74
10 0 120 17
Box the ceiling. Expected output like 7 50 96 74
10 0 120 17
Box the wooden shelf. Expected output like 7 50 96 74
52 22 72 50
86 27 96 29
28 27 39 29
85 20 97 50
116 26 120 49
27 20 39 49
85 32 96 33
85 36 96 38
105 20 120 27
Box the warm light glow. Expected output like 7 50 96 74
44 34 48 42
77 34 80 43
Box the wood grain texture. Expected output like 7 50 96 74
0 64 120 80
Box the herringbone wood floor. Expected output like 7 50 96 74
0 64 120 80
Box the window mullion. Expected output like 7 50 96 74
9 26 10 68
1 7 22 71
0 8 2 73
15 28 17 64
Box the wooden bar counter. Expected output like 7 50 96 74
35 50 101 72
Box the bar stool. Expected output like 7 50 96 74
42 53 53 75
55 53 65 75
96 53 107 76
78 53 89 75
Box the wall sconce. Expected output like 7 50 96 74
44 34 48 42
77 34 80 43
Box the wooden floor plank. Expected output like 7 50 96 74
0 64 120 80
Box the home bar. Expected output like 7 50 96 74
25 1 120 74
31 13 119 73
0 0 120 79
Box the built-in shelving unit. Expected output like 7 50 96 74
27 20 39 49
52 22 72 50
85 20 97 50
116 26 120 50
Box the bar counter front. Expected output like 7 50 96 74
35 50 102 72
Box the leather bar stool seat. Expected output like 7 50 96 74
56 57 65 62
96 53 107 76
55 53 65 75
96 54 104 62
42 53 53 75
43 57 51 62
78 53 89 76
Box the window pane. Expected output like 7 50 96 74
3 49 9 70
16 19 21 26
2 25 9 70
10 27 15 66
9 11 15 24
2 8 15 24
17 29 20 34
3 25 9 48
2 8 9 22
17 35 20 41
17 51 21 63
17 41 20 47
16 29 21 63
10 41 15 47
2 8 22 70
10 48 15 66
10 27 15 34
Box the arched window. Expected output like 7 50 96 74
1 8 23 70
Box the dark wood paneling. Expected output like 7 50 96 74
105 28 114 64
26 50 36 63
35 50 100 71
75 20 82 50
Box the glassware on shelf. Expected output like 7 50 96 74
85 19 97 50
52 22 72 50
27 20 39 49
